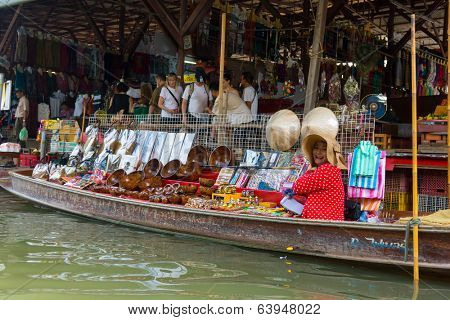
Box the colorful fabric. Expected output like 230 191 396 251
351 141 379 176
348 151 386 200
293 163 345 221
349 150 380 189
359 198 382 211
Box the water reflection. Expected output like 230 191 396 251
0 189 449 299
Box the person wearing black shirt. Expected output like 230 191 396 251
108 81 130 114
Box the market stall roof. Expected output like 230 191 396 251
0 0 447 54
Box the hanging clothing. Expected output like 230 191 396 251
26 33 36 66
44 34 53 69
36 70 48 100
15 67 26 91
14 26 27 63
49 96 62 118
37 102 50 121
349 150 380 189
74 95 84 117
347 151 386 200
60 41 70 72
56 73 69 93
35 32 45 67
25 68 37 102
350 141 379 176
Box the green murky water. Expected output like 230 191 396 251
0 189 449 300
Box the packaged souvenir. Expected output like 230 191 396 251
215 168 235 186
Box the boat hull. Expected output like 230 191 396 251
5 171 450 272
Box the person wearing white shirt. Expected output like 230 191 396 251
181 69 213 124
240 71 258 120
158 73 183 121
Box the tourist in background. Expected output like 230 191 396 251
108 81 130 114
150 74 165 114
224 71 240 96
181 68 213 125
240 71 258 119
15 89 28 146
158 73 183 122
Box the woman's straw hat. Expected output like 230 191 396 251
301 107 339 139
266 109 301 151
301 129 347 170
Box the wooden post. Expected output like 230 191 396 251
411 14 420 283
0 4 22 55
177 0 187 82
447 0 450 207
301 0 311 81
218 12 226 115
304 0 328 114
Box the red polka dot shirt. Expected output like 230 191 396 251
292 163 345 221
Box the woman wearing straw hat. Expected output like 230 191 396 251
291 129 346 221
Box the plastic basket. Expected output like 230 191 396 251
382 192 412 211
418 194 449 213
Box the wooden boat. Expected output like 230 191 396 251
2 170 450 273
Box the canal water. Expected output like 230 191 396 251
0 189 449 300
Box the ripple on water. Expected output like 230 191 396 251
1 189 450 299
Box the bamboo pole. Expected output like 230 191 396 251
218 12 226 115
411 14 420 283
447 0 450 208
81 98 87 133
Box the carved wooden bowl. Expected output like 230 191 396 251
161 159 181 179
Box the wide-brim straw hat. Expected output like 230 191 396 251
266 109 301 151
301 107 339 139
301 129 347 170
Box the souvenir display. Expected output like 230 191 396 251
328 73 341 103
343 75 360 110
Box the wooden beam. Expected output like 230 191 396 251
444 0 448 53
385 2 395 97
327 0 347 25
0 4 22 55
389 0 445 55
119 0 125 53
178 0 187 81
42 0 58 28
141 0 180 45
78 0 108 48
125 17 150 57
304 0 329 114
180 0 212 35
394 6 445 56
301 0 311 81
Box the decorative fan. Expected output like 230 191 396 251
361 94 387 120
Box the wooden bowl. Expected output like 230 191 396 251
161 159 182 179
144 159 162 178
199 186 214 197
106 169 125 186
138 177 163 190
187 145 209 166
119 171 144 190
176 161 201 181
209 146 232 167
180 184 198 195
199 177 215 188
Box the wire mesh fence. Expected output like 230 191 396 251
87 111 375 163
418 194 449 213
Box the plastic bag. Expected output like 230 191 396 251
19 127 28 141
32 163 49 180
